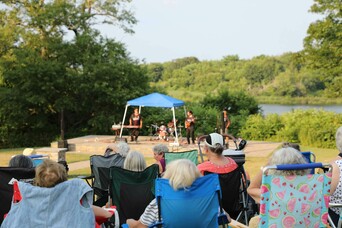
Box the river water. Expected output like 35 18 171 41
260 104 342 115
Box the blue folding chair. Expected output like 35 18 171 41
149 174 228 228
27 154 49 167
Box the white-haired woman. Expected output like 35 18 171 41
126 159 202 227
126 159 247 228
247 147 309 228
123 151 146 172
104 142 130 158
152 144 169 174
247 147 309 204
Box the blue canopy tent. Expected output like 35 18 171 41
120 93 185 145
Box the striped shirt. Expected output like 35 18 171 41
140 199 159 226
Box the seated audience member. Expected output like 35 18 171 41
282 142 301 151
104 142 130 158
152 144 168 174
334 126 342 161
2 159 116 227
8 154 33 168
123 151 146 172
247 147 309 228
197 133 238 175
126 159 246 228
329 126 342 226
247 147 309 204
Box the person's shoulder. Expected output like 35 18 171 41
197 161 211 170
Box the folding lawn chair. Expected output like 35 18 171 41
83 153 125 206
1 179 95 228
0 167 35 225
204 170 242 220
198 134 252 225
164 149 198 165
259 163 332 228
149 174 228 228
27 154 49 167
109 164 159 225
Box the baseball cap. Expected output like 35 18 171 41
205 133 224 148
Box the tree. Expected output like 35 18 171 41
0 1 149 148
200 90 259 136
303 0 342 96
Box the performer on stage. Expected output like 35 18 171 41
129 108 143 142
185 110 196 144
222 107 231 134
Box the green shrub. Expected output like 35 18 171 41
240 109 342 148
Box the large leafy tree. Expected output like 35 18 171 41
303 0 342 97
0 0 149 148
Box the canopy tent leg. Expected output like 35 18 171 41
120 104 129 137
172 107 179 145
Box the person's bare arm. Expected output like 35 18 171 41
92 205 112 218
126 219 147 228
247 170 263 204
330 162 340 194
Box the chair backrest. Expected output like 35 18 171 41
151 174 224 228
28 154 49 167
259 163 332 228
223 149 246 166
90 154 125 191
0 167 35 225
164 150 198 165
1 179 95 228
109 164 159 224
204 169 242 219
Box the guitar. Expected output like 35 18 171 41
185 116 195 128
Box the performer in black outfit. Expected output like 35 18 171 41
129 108 143 142
185 110 196 144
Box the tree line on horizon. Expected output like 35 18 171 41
0 0 340 148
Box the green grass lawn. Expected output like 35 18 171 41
0 148 26 166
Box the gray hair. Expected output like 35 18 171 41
106 142 130 157
9 155 33 168
153 144 169 154
336 126 342 153
267 147 309 175
123 151 146 172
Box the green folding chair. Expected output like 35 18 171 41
109 164 159 225
164 149 198 165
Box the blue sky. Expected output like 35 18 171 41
100 0 321 63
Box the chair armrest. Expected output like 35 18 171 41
329 203 342 208
77 175 94 187
148 221 163 228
